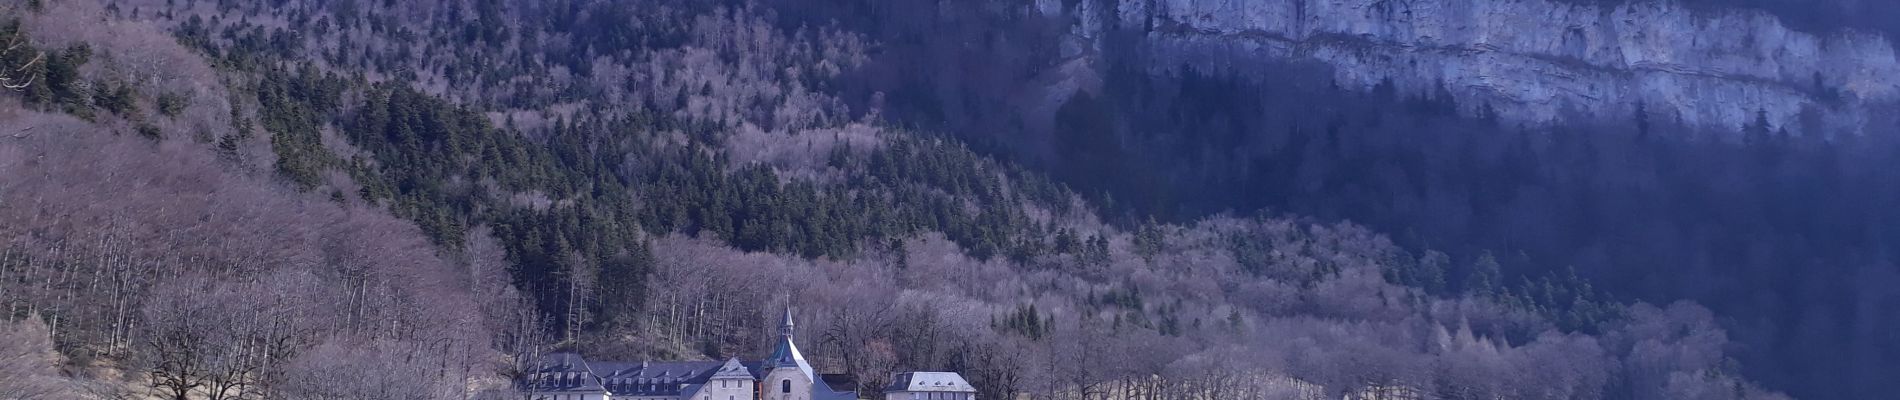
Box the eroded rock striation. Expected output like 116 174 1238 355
1067 0 1900 134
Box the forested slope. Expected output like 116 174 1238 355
761 1 1900 398
0 1 1797 399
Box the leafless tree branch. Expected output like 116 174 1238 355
1 36 43 91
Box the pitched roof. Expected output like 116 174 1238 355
765 310 857 400
531 353 591 373
820 373 858 393
767 307 817 382
593 360 726 396
713 358 754 380
883 372 977 393
677 383 706 399
812 376 859 400
521 353 607 393
766 334 814 374
593 360 724 380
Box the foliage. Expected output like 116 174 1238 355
992 304 1049 340
256 64 346 190
0 1 1813 399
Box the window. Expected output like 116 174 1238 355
782 379 792 393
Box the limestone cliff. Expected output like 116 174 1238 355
1061 0 1900 134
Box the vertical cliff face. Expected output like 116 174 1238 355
1074 0 1900 135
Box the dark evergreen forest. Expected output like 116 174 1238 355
771 1 1900 399
0 0 1891 398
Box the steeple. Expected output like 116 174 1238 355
766 306 814 380
779 307 796 339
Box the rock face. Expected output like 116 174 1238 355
1072 0 1900 135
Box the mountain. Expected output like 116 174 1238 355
775 1 1900 398
0 0 1878 399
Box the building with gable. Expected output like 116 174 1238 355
522 308 951 400
881 372 976 400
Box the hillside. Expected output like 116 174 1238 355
0 1 1825 399
774 1 1900 398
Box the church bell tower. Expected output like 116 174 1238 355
764 307 815 400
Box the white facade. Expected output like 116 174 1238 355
884 392 973 400
763 364 814 400
882 372 976 400
693 358 758 400
690 380 753 400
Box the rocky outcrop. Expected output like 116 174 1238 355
1073 0 1900 135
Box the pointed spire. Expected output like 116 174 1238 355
779 306 796 339
765 305 815 381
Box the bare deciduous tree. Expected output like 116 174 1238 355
0 30 43 91
2 111 501 398
0 315 67 399
820 299 898 390
137 276 219 400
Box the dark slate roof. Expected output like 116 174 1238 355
768 309 810 371
766 308 819 383
520 353 606 393
765 335 814 373
713 358 755 380
883 372 976 393
820 373 858 393
811 376 859 400
531 353 591 373
677 383 707 399
593 360 724 396
520 371 607 393
594 360 723 380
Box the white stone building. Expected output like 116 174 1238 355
881 372 976 400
